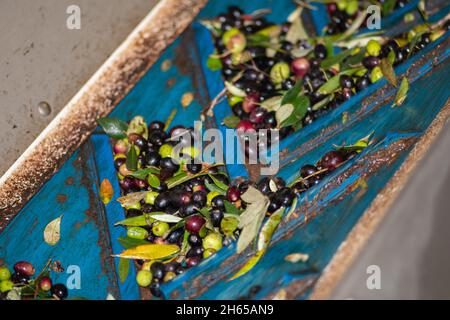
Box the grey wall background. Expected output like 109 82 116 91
0 0 449 299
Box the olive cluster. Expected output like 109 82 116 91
0 261 68 300
325 1 410 35
211 5 445 143
110 114 360 297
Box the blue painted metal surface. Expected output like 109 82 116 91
0 0 449 300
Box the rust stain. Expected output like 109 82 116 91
166 77 176 88
56 194 68 203
264 276 318 300
65 177 74 185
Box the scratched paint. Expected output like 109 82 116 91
0 0 449 301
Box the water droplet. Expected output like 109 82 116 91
38 101 51 116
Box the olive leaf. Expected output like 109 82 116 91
317 68 361 95
275 104 294 127
117 236 149 249
392 77 409 107
114 244 180 260
284 197 298 221
320 48 353 69
280 96 310 128
115 214 152 227
44 215 62 246
97 117 128 139
198 207 211 219
281 79 303 106
261 95 283 112
117 191 148 208
126 145 138 171
206 53 223 71
224 200 241 216
166 164 223 189
205 181 226 195
230 207 284 280
127 115 148 139
225 81 246 97
99 178 114 205
229 250 265 281
257 207 285 251
236 186 270 254
222 115 240 128
148 213 182 223
208 174 229 191
221 216 240 237
333 132 374 153
285 7 308 44
382 0 397 16
311 95 333 111
128 167 160 180
380 58 397 87
118 258 130 283
147 174 160 189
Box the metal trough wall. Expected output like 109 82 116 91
0 0 449 300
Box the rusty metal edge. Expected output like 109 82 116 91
309 99 450 300
0 0 209 231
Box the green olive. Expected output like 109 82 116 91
0 280 14 293
228 96 243 106
270 62 290 85
127 227 149 240
370 66 383 83
222 28 246 53
145 191 159 205
152 221 170 237
125 201 141 211
366 39 381 57
202 232 223 251
345 1 359 15
337 0 348 11
163 271 176 282
159 144 174 158
203 248 216 259
0 267 11 281
136 270 152 287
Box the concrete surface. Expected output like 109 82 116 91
1 0 450 299
0 0 159 176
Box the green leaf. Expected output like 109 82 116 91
114 244 180 260
148 213 182 223
311 95 333 111
280 95 310 128
261 95 283 112
281 80 303 106
208 174 229 191
275 104 294 127
229 250 265 280
118 258 130 283
166 164 223 189
198 207 211 219
97 117 128 139
206 54 223 71
225 81 246 97
115 215 152 227
392 77 409 107
285 7 308 44
126 145 137 171
224 200 241 216
223 115 240 128
257 207 285 251
317 68 360 95
236 186 269 254
380 58 397 87
128 167 160 180
221 216 240 237
205 181 226 195
117 237 149 249
320 48 353 69
334 132 373 153
147 174 160 189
